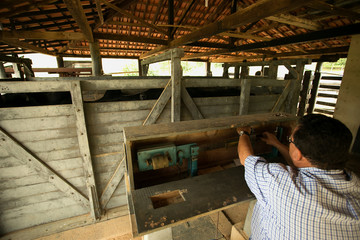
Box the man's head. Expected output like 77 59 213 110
290 114 352 170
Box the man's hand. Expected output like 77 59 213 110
261 132 281 148
236 126 252 135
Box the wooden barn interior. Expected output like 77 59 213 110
0 0 360 239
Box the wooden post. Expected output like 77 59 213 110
307 62 322 114
240 65 249 79
239 78 251 115
268 62 278 79
70 81 102 220
171 49 182 122
223 63 229 78
12 54 24 80
90 40 102 76
142 64 149 76
0 62 7 79
138 59 143 76
234 65 240 79
206 61 212 77
298 70 312 116
289 60 306 114
57 55 66 77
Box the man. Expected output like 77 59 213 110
237 114 360 239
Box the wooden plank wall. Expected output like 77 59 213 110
0 105 88 233
0 77 283 235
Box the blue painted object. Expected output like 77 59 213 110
137 143 199 176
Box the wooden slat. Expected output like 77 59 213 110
0 128 89 208
0 206 128 240
181 86 204 120
0 115 76 132
271 80 292 112
70 81 101 219
1 204 88 234
81 79 168 90
183 78 241 88
143 79 172 125
0 81 70 93
0 105 73 120
239 79 251 115
100 157 126 208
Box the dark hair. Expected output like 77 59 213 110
292 114 353 170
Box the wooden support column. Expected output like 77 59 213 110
57 55 66 77
234 65 240 79
12 54 23 80
268 62 278 79
90 40 103 76
138 59 143 76
70 81 101 220
206 61 212 77
287 60 306 114
0 62 7 79
171 50 182 122
240 65 249 79
298 70 312 116
307 62 322 114
223 63 229 78
239 79 251 115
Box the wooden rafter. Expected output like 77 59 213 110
266 14 323 31
100 0 168 36
140 0 313 59
0 30 86 41
307 1 360 20
0 0 58 20
63 0 94 42
1 38 56 56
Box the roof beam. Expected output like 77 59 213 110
0 0 58 20
99 0 168 35
307 1 360 20
0 30 86 41
140 0 313 59
1 39 56 56
266 14 323 30
93 32 232 49
183 23 359 60
63 0 94 42
219 32 272 41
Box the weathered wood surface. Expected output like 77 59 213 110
0 75 288 236
70 81 101 220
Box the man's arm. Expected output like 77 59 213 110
237 127 254 165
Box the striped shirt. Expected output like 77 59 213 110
244 155 360 240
